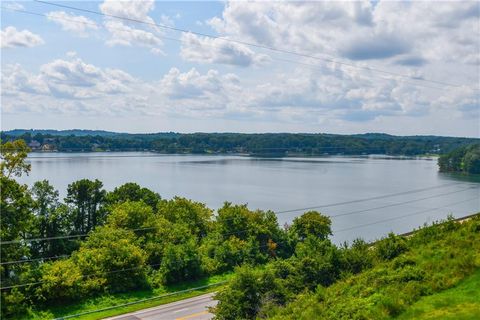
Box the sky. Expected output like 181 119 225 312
1 0 479 137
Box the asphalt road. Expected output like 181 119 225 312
106 293 217 320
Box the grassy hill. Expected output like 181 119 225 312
265 216 480 319
397 269 480 320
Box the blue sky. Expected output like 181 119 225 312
1 1 479 136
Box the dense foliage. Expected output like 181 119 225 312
1 139 478 320
2 130 478 156
0 140 293 319
438 143 480 174
212 216 480 319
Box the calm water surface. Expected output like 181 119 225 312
20 152 480 243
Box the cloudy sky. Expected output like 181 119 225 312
1 1 479 136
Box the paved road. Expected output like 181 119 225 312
106 293 217 320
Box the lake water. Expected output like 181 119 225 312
20 152 480 243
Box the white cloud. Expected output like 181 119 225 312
99 0 164 53
160 67 239 101
1 26 44 48
207 1 479 78
180 32 270 67
46 11 99 37
104 20 162 47
1 60 149 117
3 2 24 10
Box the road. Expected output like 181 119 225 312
106 293 217 320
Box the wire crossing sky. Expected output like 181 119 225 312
1 1 479 136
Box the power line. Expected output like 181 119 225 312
33 0 465 89
0 239 284 290
3 200 478 289
51 212 480 320
273 182 464 215
0 181 466 247
0 255 69 266
1 6 448 91
52 283 224 320
329 186 477 219
334 196 479 233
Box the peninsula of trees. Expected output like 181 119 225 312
438 143 480 174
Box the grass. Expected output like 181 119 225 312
396 268 480 320
267 216 480 319
26 273 233 320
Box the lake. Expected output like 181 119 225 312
20 152 480 243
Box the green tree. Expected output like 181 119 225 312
159 238 203 284
289 211 332 241
0 140 31 178
213 265 266 320
158 197 213 238
0 140 35 285
105 182 161 210
340 238 373 275
31 180 72 257
73 226 147 293
65 179 106 234
375 233 408 261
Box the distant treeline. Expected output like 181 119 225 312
1 130 479 156
438 143 480 174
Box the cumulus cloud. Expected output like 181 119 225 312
1 26 44 48
99 0 165 52
160 67 240 105
180 33 269 67
207 1 479 68
46 11 99 37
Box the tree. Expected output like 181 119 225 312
159 238 203 284
65 179 106 234
0 140 31 179
293 236 341 288
105 182 161 210
289 211 332 241
340 238 373 275
158 197 213 238
0 140 35 285
375 233 408 261
31 180 72 257
73 226 147 293
213 265 266 320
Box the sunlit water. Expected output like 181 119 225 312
20 152 480 243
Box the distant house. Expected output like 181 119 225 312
28 140 41 149
41 144 56 151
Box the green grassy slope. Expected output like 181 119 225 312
267 216 480 320
397 269 480 320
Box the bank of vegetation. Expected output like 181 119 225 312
212 213 480 319
1 140 479 320
438 143 480 174
2 130 478 156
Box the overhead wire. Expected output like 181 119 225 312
0 182 472 248
334 196 479 233
0 238 286 290
1 5 466 91
2 197 478 290
33 0 466 89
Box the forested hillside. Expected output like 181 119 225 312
1 130 478 156
438 144 480 174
